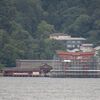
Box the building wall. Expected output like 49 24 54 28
66 40 84 49
16 60 57 68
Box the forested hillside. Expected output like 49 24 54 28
0 0 100 67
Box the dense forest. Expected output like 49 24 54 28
0 0 100 67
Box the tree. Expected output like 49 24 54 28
37 20 55 38
87 30 100 44
68 14 92 37
94 20 100 29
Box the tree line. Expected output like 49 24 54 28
0 0 100 67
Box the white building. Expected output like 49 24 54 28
50 33 71 40
80 44 94 52
94 46 100 56
50 33 86 50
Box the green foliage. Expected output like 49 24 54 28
37 20 55 38
0 63 5 70
0 0 100 67
88 30 100 44
68 14 92 36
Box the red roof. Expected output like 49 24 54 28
56 51 95 60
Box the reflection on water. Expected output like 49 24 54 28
0 77 100 100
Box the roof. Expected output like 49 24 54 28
56 51 95 59
50 34 86 41
3 67 41 72
64 37 86 41
94 46 100 50
82 44 93 47
56 51 95 56
16 59 56 68
3 64 52 72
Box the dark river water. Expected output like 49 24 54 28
0 77 100 100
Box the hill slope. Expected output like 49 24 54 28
0 0 100 67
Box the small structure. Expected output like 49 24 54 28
40 64 52 76
94 46 100 56
80 44 94 52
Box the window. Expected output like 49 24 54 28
73 45 75 47
67 41 72 43
67 45 72 48
77 41 81 43
77 45 80 48
72 41 75 43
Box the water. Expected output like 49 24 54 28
0 77 100 100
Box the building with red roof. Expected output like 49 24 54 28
50 51 99 77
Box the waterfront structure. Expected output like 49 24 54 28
2 51 100 77
2 32 100 77
3 67 41 77
2 56 100 77
50 33 86 50
50 51 100 77
3 60 53 77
